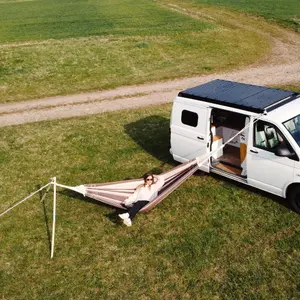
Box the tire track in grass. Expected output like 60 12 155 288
0 62 299 127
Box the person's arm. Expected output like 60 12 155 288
153 174 165 190
123 187 139 206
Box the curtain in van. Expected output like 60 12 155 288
69 159 199 213
240 117 250 176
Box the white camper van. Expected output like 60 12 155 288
170 79 300 213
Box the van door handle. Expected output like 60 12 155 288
250 149 258 154
197 136 204 140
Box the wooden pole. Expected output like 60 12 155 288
51 177 57 259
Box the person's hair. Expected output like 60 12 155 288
142 172 154 186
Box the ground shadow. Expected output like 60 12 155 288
124 115 174 165
59 189 125 225
210 173 292 212
38 184 52 253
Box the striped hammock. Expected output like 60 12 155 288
60 159 200 213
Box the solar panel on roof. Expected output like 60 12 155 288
242 89 292 110
178 79 298 113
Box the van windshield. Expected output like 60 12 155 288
283 114 300 147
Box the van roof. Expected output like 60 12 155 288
178 79 299 114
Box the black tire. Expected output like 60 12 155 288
288 186 300 214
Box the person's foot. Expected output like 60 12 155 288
123 218 132 227
118 213 129 220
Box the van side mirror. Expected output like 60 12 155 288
275 144 298 160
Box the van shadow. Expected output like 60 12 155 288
210 173 292 212
124 115 173 165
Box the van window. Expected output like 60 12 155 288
283 114 300 147
254 121 285 151
181 110 198 127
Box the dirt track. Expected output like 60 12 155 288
0 21 299 127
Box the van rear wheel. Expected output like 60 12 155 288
288 186 300 214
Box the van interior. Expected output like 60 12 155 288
210 108 247 177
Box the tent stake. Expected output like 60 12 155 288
51 177 57 259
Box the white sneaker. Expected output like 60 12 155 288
123 218 132 227
118 213 129 220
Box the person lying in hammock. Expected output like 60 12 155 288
118 172 165 226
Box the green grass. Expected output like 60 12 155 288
277 85 300 93
1 103 300 299
0 29 267 103
0 0 211 43
0 0 275 103
193 0 300 30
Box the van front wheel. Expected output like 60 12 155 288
288 186 300 214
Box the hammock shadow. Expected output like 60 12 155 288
37 184 51 253
124 115 173 164
58 189 125 225
105 210 125 224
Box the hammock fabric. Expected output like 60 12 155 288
68 159 200 213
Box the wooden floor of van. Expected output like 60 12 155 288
214 145 242 176
215 162 242 176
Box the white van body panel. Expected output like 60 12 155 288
170 97 211 172
246 117 300 197
247 152 295 197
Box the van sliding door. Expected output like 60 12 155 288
170 102 211 172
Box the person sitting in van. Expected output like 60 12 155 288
118 172 165 226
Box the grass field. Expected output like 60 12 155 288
0 0 276 103
1 103 300 299
1 0 298 43
1 0 300 298
0 0 210 43
194 0 300 30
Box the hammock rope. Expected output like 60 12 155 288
0 182 52 217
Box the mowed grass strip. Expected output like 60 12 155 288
193 0 300 30
0 0 211 43
1 103 300 299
